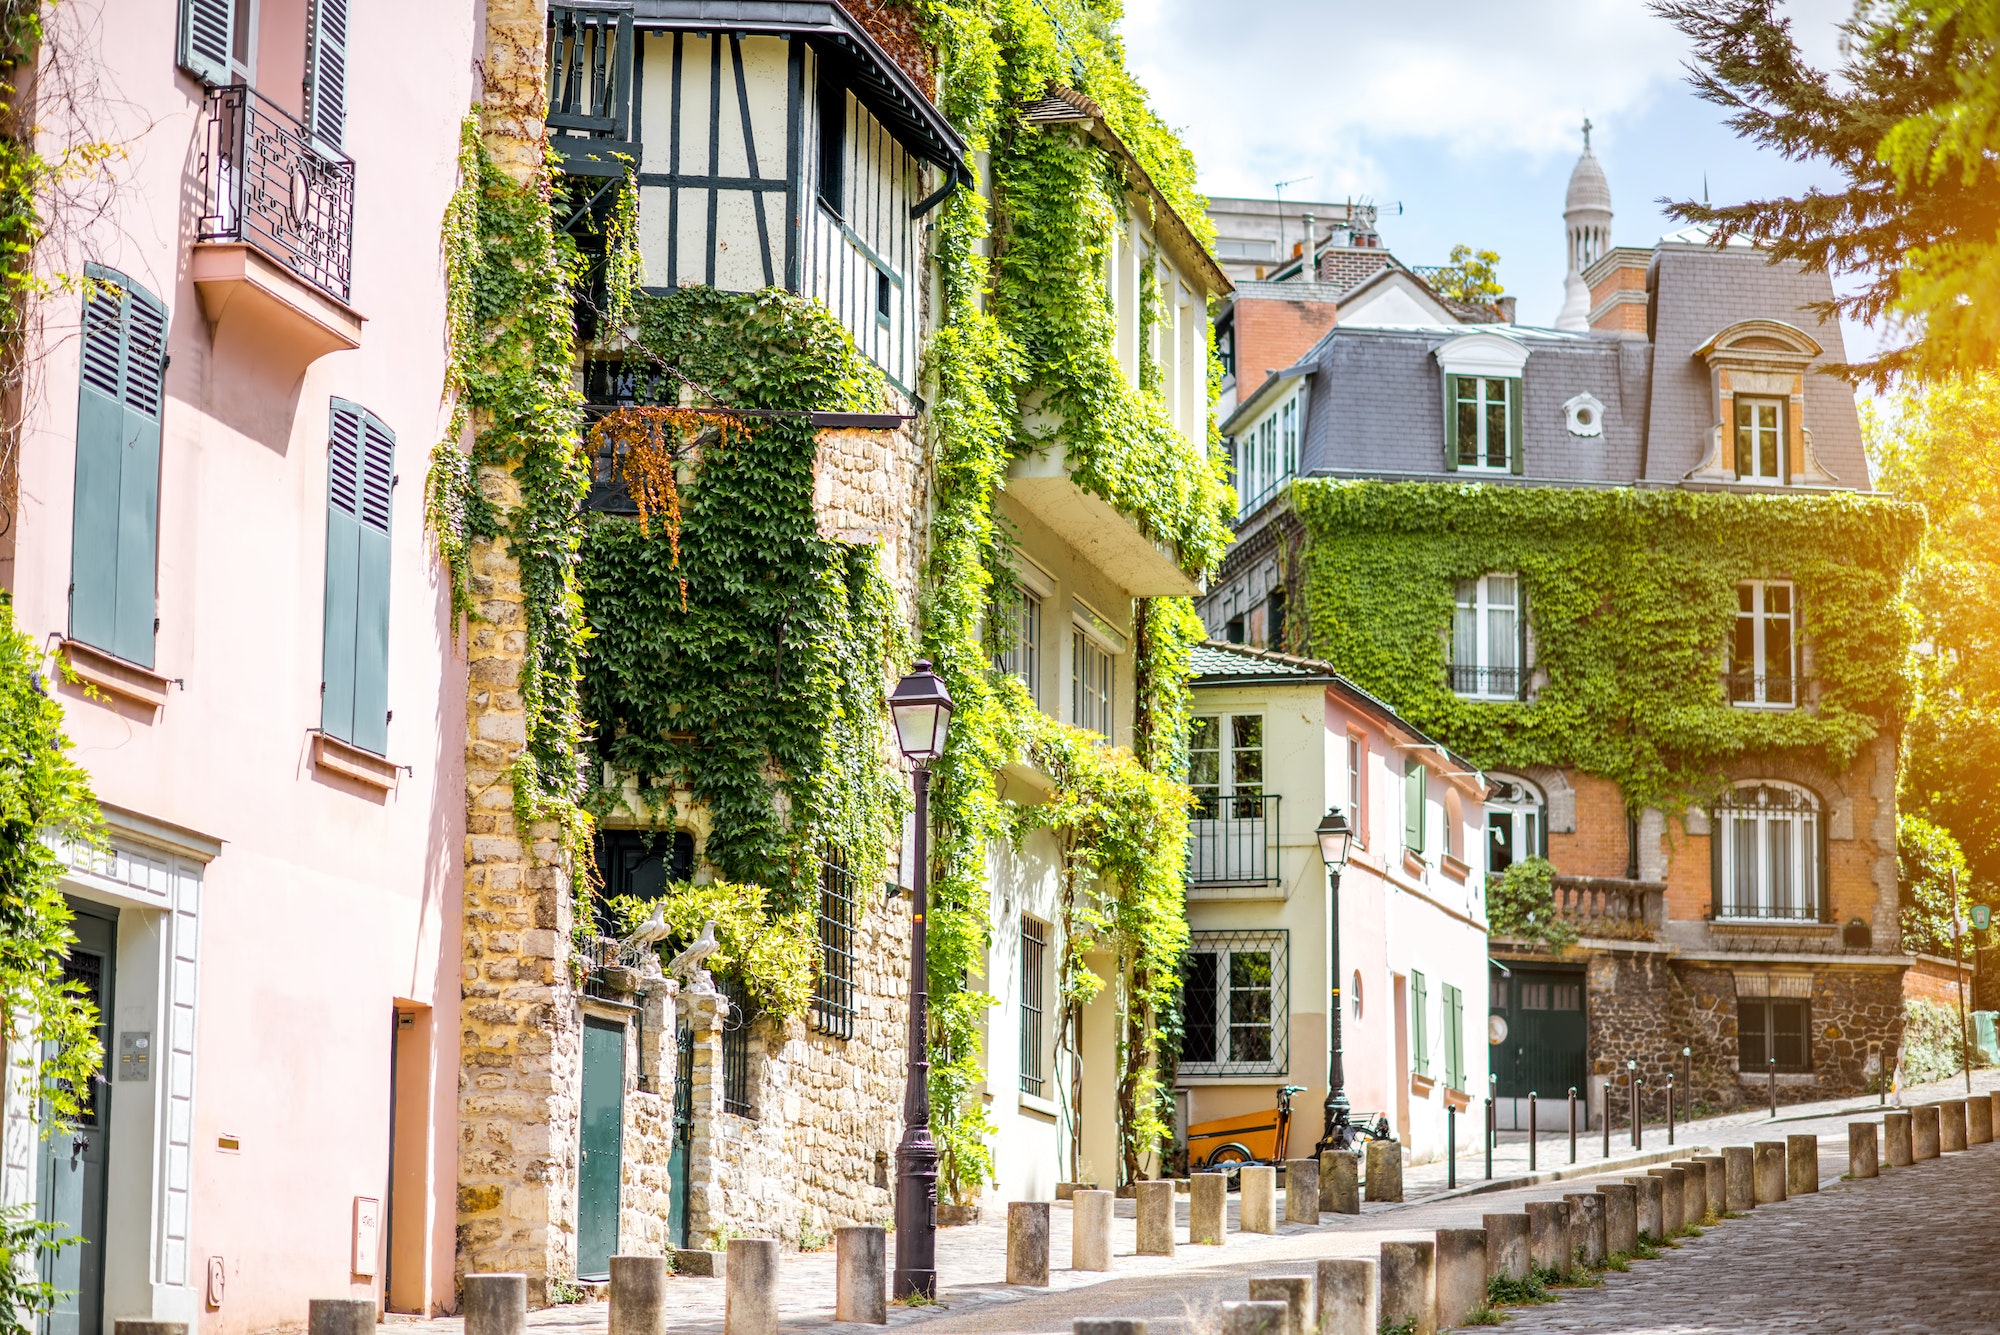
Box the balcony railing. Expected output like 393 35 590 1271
198 85 355 302
1715 900 1824 923
1726 671 1805 708
1551 876 1665 939
1449 663 1524 699
1187 793 1280 887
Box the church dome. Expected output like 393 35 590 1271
1566 146 1612 216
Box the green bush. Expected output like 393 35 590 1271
1901 997 1977 1084
1487 857 1577 949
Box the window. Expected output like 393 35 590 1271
1187 715 1272 885
1485 775 1546 875
1730 580 1797 708
1739 996 1811 1073
1019 916 1048 1096
812 850 857 1040
1216 238 1277 261
1518 979 1583 1010
1442 983 1465 1091
1351 970 1364 1020
1072 629 1114 736
1345 735 1364 844
1733 397 1786 483
1411 970 1430 1077
1403 757 1427 855
816 74 845 215
1451 375 1517 471
1179 930 1289 1075
1265 587 1287 653
178 0 254 85
1713 781 1822 921
720 974 753 1116
321 399 396 754
994 587 1042 706
70 264 167 669
1235 391 1301 517
593 828 696 930
1451 573 1526 699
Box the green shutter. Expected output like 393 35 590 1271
321 400 394 753
1404 759 1426 852
305 0 349 151
1442 374 1460 471
1508 376 1525 475
178 0 236 84
1444 984 1465 1090
351 414 395 755
1412 970 1429 1078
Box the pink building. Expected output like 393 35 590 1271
0 2 475 1329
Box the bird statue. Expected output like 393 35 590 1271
619 902 672 951
668 919 721 994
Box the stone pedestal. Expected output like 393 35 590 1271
1752 1142 1787 1204
1670 1162 1707 1224
1006 1202 1050 1285
1378 1241 1436 1335
1969 1095 1993 1145
1914 1104 1941 1160
1241 1166 1278 1234
1320 1151 1360 1215
1134 1180 1175 1256
1594 1184 1637 1256
1222 1300 1290 1335
609 1256 672 1335
1249 1277 1312 1335
725 1240 779 1335
1284 1158 1320 1223
1189 1175 1227 1245
1625 1176 1664 1240
1434 1229 1488 1329
834 1228 886 1324
1694 1156 1727 1215
1316 1258 1378 1335
1646 1168 1685 1233
1940 1099 1967 1152
1364 1140 1403 1203
1885 1110 1914 1167
1525 1200 1570 1278
1482 1213 1531 1281
1565 1192 1606 1267
1786 1135 1819 1195
1848 1122 1879 1179
1722 1146 1755 1211
1073 1190 1114 1270
308 1300 373 1335
464 1274 527 1335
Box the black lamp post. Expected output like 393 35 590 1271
888 659 952 1300
1314 808 1355 1155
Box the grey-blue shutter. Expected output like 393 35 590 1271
320 399 393 753
178 0 236 85
321 403 363 743
305 0 349 152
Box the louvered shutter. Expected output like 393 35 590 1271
305 0 349 152
1508 377 1525 475
1403 759 1426 853
321 399 394 753
1441 374 1460 471
177 0 236 85
1411 970 1429 1077
321 402 363 743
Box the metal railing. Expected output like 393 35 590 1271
580 934 654 1000
1448 663 1524 699
1726 671 1804 708
198 85 356 301
811 853 857 1041
1715 899 1824 923
1019 917 1047 1096
1187 793 1281 887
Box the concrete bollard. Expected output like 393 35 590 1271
1134 1180 1175 1256
1914 1104 1941 1160
1885 1110 1914 1167
1969 1094 1993 1145
609 1256 674 1335
115 1324 188 1335
1434 1229 1488 1330
1594 1184 1638 1256
1364 1139 1404 1203
1248 1277 1313 1335
1722 1147 1755 1211
1565 1192 1607 1267
1752 1142 1787 1204
1940 1099 1968 1152
308 1300 373 1335
1786 1134 1819 1195
1284 1158 1321 1223
1006 1203 1050 1286
1316 1258 1378 1335
1695 1156 1727 1218
1525 1200 1571 1278
1073 1190 1114 1271
1378 1241 1436 1335
1221 1301 1290 1335
1625 1175 1664 1240
1670 1161 1707 1225
1241 1165 1279 1234
1189 1175 1227 1245
1076 1323 1147 1335
1647 1167 1685 1233
725 1240 780 1335
1320 1150 1360 1216
1991 1090 2000 1141
463 1274 527 1335
833 1230 887 1324
1482 1213 1531 1281
1848 1122 1879 1179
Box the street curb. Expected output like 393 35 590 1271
1401 1143 1717 1206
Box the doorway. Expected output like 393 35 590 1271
576 1016 625 1281
1490 962 1587 1101
38 901 116 1335
668 1022 693 1248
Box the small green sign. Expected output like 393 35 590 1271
1973 904 1991 932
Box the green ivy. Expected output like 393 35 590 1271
1293 481 1922 811
1486 857 1578 951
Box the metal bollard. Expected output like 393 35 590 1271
1529 1091 1538 1172
1682 1047 1693 1130
1447 1103 1457 1190
1603 1082 1612 1159
1633 1075 1644 1150
1667 1075 1676 1147
1485 1095 1494 1180
1768 1057 1778 1118
1568 1086 1578 1164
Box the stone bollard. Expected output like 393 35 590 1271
1849 1122 1879 1180
308 1299 373 1335
1378 1241 1436 1335
1221 1300 1290 1335
1242 1165 1279 1234
1007 1203 1050 1286
1525 1200 1571 1278
1073 1190 1114 1272
1190 1175 1227 1245
1991 1090 2000 1140
463 1274 527 1335
1284 1158 1321 1223
725 1240 780 1335
1647 1168 1685 1234
1625 1175 1664 1241
1940 1099 1968 1152
1316 1258 1379 1335
1248 1277 1313 1335
1670 1161 1707 1225
1752 1142 1787 1204
115 1324 188 1335
1134 1180 1175 1256
609 1256 674 1335
1914 1104 1941 1160
1594 1184 1638 1257
1786 1135 1819 1195
1320 1150 1360 1216
1364 1139 1404 1203
1482 1213 1532 1281
1885 1110 1914 1167
1565 1192 1607 1268
1970 1094 1994 1145
1076 1322 1147 1335
1695 1156 1727 1218
1434 1228 1488 1329
1722 1146 1755 1212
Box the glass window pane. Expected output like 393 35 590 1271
1734 400 1754 475
1458 399 1479 465
1229 951 1274 1062
1181 952 1219 1063
1770 814 1794 914
1486 390 1508 468
1739 999 1768 1069
1772 1000 1808 1070
1231 715 1264 794
1732 813 1758 912
1766 612 1792 704
1488 812 1513 873
1759 404 1779 478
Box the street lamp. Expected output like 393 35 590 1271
1314 808 1355 1155
888 659 952 1300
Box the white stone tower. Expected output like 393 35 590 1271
1557 119 1612 331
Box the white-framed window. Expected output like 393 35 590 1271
1729 580 1796 709
1485 774 1546 874
1733 397 1786 482
1713 781 1821 922
1450 573 1525 699
993 587 1043 707
1178 929 1289 1076
1234 389 1301 517
1071 628 1114 736
1188 714 1271 886
1451 375 1516 471
1345 734 1364 846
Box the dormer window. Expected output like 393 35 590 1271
1232 382 1304 517
1734 398 1786 482
1687 319 1839 488
1434 331 1530 476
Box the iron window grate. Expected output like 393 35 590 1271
811 851 858 1040
1177 929 1289 1077
721 974 753 1117
1020 916 1048 1096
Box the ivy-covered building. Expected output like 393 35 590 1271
1201 136 1922 1122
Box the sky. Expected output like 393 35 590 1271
1121 0 1867 340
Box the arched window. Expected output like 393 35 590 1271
1486 775 1546 874
1713 781 1822 921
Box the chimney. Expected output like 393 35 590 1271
1496 296 1517 324
1300 213 1315 281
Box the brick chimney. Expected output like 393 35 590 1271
1584 247 1652 335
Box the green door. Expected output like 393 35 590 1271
1490 963 1587 1098
39 903 115 1335
668 1023 693 1248
577 1016 624 1280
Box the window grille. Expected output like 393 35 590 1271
812 850 858 1040
721 974 753 1117
1019 917 1048 1096
1738 997 1811 1072
1712 782 1823 922
1729 580 1798 708
1177 930 1289 1076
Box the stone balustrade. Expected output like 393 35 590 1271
1551 875 1666 938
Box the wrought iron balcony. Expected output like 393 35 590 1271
1726 670 1804 708
1448 663 1524 699
1187 793 1281 888
1714 899 1825 924
198 85 355 302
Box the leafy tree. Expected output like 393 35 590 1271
1898 812 1969 956
1426 244 1505 303
1654 0 2000 385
